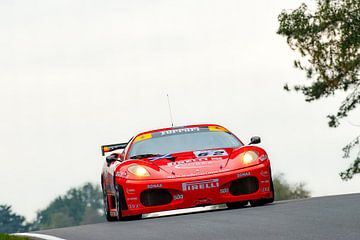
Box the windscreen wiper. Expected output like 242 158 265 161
149 153 176 161
130 154 160 159
129 153 176 161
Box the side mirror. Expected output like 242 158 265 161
249 136 261 145
106 153 124 165
106 154 118 164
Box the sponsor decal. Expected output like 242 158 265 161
167 156 224 168
208 126 228 132
147 183 163 189
134 133 152 142
194 149 228 158
261 180 270 184
260 170 269 176
175 162 213 169
128 204 140 209
115 171 127 178
160 127 200 136
182 179 219 191
194 198 211 205
127 197 138 201
237 172 251 178
259 154 268 161
168 158 208 166
126 188 136 194
166 170 222 178
173 194 184 200
261 187 270 192
220 188 229 194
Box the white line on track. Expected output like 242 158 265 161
13 233 67 240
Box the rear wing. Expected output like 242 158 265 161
101 143 127 156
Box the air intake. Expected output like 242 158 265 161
229 177 259 195
140 189 172 206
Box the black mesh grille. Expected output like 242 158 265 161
229 177 259 196
140 189 172 206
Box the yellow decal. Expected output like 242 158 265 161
134 133 152 142
208 126 228 132
103 146 110 152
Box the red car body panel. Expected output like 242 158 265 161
101 124 273 218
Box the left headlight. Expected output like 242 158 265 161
128 165 150 177
240 151 259 166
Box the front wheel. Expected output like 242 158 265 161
115 185 124 221
115 185 142 221
226 201 248 209
250 175 275 207
103 186 118 222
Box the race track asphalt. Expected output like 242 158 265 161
33 193 360 240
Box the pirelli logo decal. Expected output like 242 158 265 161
182 179 219 191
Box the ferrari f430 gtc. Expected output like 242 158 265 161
101 124 274 221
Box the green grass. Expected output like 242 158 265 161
0 234 30 240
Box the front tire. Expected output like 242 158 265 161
226 201 248 209
115 185 124 221
115 185 142 221
103 186 118 222
250 174 275 207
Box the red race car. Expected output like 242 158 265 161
101 124 274 221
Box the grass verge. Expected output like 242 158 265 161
0 234 30 240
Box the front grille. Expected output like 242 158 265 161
140 189 172 206
229 177 259 196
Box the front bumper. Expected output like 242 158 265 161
113 163 272 217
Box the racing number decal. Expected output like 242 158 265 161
193 149 228 158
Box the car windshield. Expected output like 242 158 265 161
128 128 242 158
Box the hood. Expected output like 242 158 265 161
118 146 268 180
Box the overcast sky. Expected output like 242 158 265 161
1 0 359 221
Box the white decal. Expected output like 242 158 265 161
173 194 184 200
237 172 250 178
126 188 136 194
182 179 219 191
194 149 228 158
128 204 140 209
127 197 138 201
161 127 200 136
259 154 268 161
147 183 162 189
220 188 229 194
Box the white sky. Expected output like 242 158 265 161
1 0 359 221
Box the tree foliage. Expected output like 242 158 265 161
0 205 29 234
278 0 360 179
273 173 311 201
31 183 104 230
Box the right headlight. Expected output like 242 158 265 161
240 151 259 166
128 165 150 177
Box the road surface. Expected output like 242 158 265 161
19 193 360 240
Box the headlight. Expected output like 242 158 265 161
240 151 259 165
128 165 150 177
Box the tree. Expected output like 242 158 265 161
273 173 311 200
277 0 360 180
0 205 29 234
31 183 104 230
